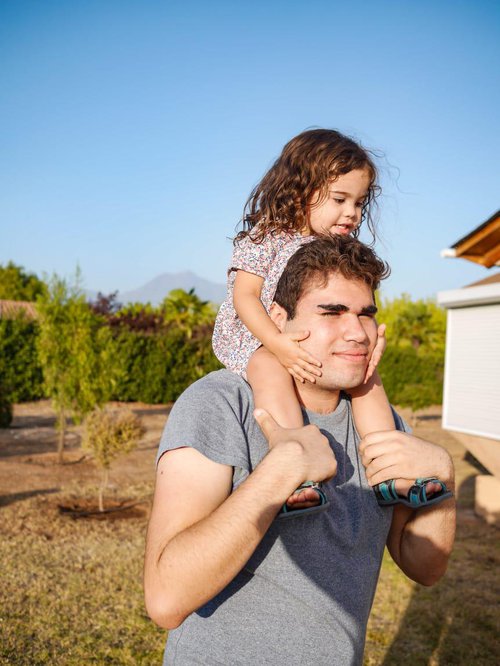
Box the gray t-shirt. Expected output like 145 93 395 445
157 370 407 666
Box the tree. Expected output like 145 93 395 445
161 288 217 338
377 294 446 352
36 272 117 462
89 291 122 316
0 262 47 301
376 294 446 420
82 408 145 511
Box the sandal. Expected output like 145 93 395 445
375 477 453 509
277 481 330 520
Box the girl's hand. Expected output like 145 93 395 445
271 331 322 383
364 323 386 384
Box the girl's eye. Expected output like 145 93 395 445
355 201 365 208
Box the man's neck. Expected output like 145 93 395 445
295 382 341 415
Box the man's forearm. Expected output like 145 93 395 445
389 465 456 585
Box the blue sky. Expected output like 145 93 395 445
2 0 499 301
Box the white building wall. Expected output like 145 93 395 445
442 303 500 439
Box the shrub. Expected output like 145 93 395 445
111 324 222 404
0 262 47 301
378 346 444 410
83 408 145 511
0 386 13 428
0 318 44 402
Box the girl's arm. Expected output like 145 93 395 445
233 270 282 351
350 323 394 436
233 270 321 383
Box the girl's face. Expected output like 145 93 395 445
305 168 371 237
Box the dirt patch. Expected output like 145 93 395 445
0 400 169 503
57 497 150 521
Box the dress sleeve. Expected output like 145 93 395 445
230 233 276 278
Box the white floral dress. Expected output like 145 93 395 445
213 230 314 377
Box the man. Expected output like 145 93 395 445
144 235 456 665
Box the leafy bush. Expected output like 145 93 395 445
378 346 444 409
376 294 446 411
83 408 145 511
112 324 222 404
378 294 446 353
0 262 47 301
1 308 221 407
0 386 13 428
0 318 44 402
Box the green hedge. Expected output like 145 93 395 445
111 327 222 404
378 345 444 409
0 319 45 402
1 315 442 408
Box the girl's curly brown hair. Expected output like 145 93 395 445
235 128 380 245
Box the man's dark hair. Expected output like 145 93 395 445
274 234 391 319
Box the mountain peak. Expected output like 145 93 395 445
117 271 226 305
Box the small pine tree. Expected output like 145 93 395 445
36 271 118 462
82 408 145 511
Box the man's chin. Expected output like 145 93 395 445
318 368 367 392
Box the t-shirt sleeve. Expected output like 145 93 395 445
156 374 252 473
229 233 275 278
391 407 411 433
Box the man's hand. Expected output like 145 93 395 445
254 409 337 486
364 323 386 384
359 430 454 489
268 331 322 384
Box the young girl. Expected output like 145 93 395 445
213 128 451 516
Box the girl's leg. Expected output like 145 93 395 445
351 372 437 501
247 346 303 429
248 347 321 510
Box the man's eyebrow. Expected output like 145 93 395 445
317 304 348 312
361 305 378 315
317 303 378 315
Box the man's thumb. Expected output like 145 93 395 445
254 408 280 440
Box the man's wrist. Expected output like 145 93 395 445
437 449 455 492
261 441 308 493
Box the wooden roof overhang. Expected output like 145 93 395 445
0 300 38 320
447 210 500 268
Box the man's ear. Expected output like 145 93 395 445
269 302 288 332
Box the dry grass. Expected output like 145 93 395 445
0 485 166 665
365 411 500 666
0 402 498 665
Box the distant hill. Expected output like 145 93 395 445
117 271 227 306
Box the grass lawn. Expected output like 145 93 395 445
0 402 498 664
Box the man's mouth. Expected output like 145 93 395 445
333 349 368 363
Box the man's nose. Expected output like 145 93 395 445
342 314 369 343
